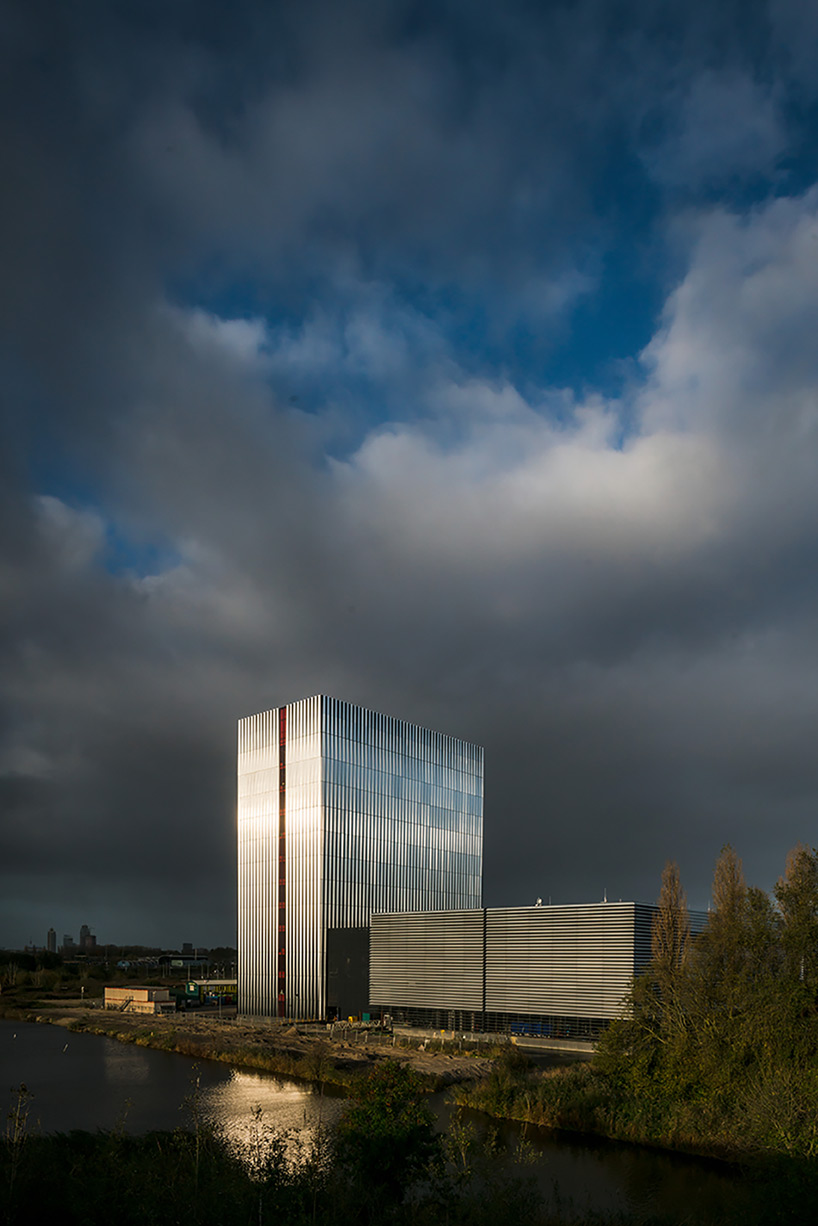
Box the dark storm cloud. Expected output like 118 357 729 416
3 0 818 946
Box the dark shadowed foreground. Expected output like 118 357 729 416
4 1059 815 1226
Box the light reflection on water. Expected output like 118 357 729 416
0 1020 341 1143
0 1020 768 1222
198 1069 343 1162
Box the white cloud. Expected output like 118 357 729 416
35 496 106 570
304 187 818 654
128 191 818 662
640 190 818 455
175 307 272 370
131 546 275 646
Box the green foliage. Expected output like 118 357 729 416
593 842 818 1157
0 954 35 973
775 843 818 985
333 1059 439 1199
0 1096 555 1226
5 1055 818 1225
494 1042 531 1073
470 1044 534 1120
458 842 818 1164
459 1057 612 1138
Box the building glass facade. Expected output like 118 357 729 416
238 695 483 1020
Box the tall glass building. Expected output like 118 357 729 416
237 695 483 1020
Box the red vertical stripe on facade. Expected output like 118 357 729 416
278 706 287 1017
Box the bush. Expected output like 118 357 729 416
333 1059 439 1200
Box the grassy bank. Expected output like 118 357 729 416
64 1012 366 1089
17 1002 813 1163
456 1053 732 1157
4 1081 816 1226
3 998 482 1093
456 1039 818 1168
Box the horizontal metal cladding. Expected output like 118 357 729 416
634 905 710 977
485 904 638 1020
369 909 485 1011
634 904 655 975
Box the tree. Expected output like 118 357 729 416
711 844 746 935
775 843 818 987
698 845 748 1007
594 865 692 1092
333 1060 438 1202
651 860 690 1037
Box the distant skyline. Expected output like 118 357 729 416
4 0 818 948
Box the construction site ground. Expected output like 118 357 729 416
22 1001 500 1087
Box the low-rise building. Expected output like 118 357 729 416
104 986 176 1015
185 979 237 1006
369 902 706 1039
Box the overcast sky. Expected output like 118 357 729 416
3 0 818 949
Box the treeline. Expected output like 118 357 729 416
597 843 818 1157
460 843 818 1164
0 953 103 999
0 945 237 1005
0 945 236 965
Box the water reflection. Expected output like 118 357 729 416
198 1069 343 1161
0 1021 769 1223
0 1020 340 1142
463 1110 758 1225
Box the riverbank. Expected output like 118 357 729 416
453 1051 818 1171
11 998 814 1172
5 1016 814 1226
9 1000 495 1091
1 1115 720 1226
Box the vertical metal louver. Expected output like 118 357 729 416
239 695 484 1020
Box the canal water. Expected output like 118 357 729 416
0 1020 770 1222
1 1020 344 1144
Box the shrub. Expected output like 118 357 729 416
333 1059 438 1200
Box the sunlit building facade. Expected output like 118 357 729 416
370 903 652 1037
370 902 709 1038
238 695 483 1020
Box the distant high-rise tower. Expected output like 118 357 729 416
47 928 56 954
238 696 483 1020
